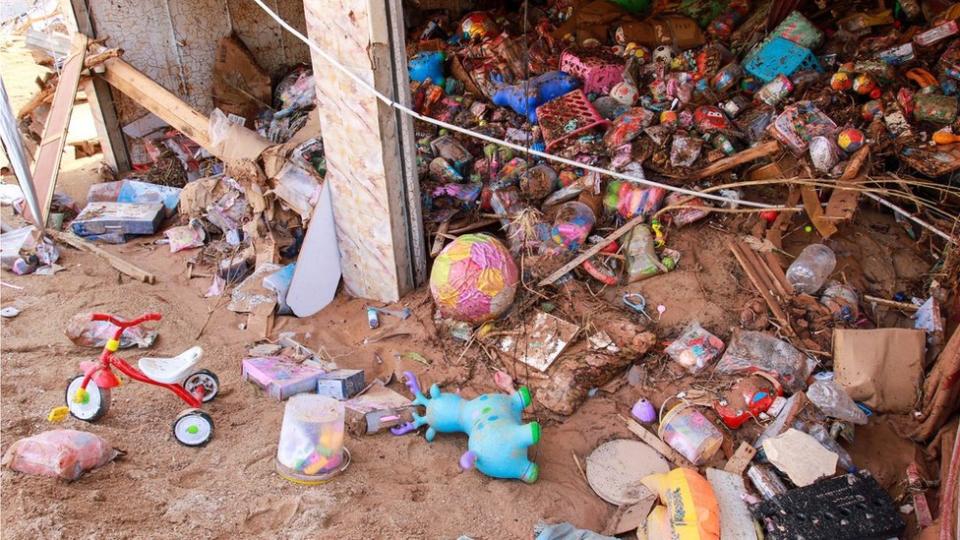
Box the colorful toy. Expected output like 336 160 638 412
491 71 580 124
460 12 499 41
429 233 519 324
393 371 541 483
65 313 219 446
409 51 446 87
837 127 865 152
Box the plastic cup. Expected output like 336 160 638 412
276 394 346 482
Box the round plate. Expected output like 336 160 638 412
585 439 670 506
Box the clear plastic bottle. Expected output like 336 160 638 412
786 244 836 294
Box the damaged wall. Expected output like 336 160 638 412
85 0 310 125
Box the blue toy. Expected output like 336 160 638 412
409 51 446 87
393 371 541 483
491 71 580 124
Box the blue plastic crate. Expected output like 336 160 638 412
745 37 821 82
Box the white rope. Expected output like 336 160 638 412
248 0 781 209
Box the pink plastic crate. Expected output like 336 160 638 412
560 47 626 96
536 89 609 152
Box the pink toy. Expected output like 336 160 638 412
560 47 626 96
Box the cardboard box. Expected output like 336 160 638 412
71 202 165 236
316 369 365 400
344 385 414 436
241 356 325 401
833 328 925 413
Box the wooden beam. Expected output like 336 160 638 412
800 185 838 238
693 140 780 180
65 0 131 173
99 57 212 150
824 145 870 224
26 33 87 226
48 229 156 284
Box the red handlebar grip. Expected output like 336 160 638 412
89 313 162 327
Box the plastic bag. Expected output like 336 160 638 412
164 219 206 253
2 430 119 480
715 330 815 393
806 379 868 425
624 225 667 283
65 312 157 349
641 468 720 540
665 321 725 373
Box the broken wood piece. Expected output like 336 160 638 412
800 185 838 239
430 219 451 257
17 47 123 119
25 33 87 226
740 239 791 298
99 57 212 149
448 217 499 235
727 239 796 339
620 414 695 468
824 145 871 225
538 213 646 286
47 229 156 284
723 442 758 475
692 140 780 180
863 294 920 312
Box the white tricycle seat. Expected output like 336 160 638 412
138 346 204 384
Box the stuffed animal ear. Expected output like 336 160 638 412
429 383 442 398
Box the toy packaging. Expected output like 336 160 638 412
2 429 119 480
642 468 721 540
242 356 325 400
664 321 725 373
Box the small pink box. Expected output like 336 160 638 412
560 47 626 96
241 357 324 401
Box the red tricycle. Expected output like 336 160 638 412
65 313 220 447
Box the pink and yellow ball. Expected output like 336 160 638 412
430 234 519 324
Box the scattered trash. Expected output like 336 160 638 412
762 428 839 487
2 429 119 480
1 306 21 318
664 321 724 374
806 379 869 425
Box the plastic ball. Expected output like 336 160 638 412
804 225 813 233
430 234 519 324
830 71 852 92
550 201 596 251
837 128 865 152
861 100 883 122
461 12 499 41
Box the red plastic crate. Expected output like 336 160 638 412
536 89 609 152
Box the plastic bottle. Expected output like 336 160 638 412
786 244 836 294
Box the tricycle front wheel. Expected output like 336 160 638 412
65 375 111 422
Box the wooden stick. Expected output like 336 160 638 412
430 219 451 257
727 239 795 338
47 230 156 284
449 217 499 235
693 140 780 180
863 294 920 312
825 145 870 222
538 213 646 287
620 415 695 468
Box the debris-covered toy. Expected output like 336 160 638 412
2 429 119 480
65 313 219 447
409 51 446 86
491 71 580 124
394 371 541 483
429 233 519 324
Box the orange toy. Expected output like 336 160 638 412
933 131 960 145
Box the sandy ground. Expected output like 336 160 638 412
0 32 940 540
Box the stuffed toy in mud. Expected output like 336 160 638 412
393 371 541 483
491 71 579 124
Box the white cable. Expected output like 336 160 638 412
248 0 782 210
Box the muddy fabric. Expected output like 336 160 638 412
834 328 925 414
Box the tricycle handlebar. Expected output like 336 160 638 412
91 313 162 328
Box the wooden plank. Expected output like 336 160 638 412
26 33 87 226
430 219 451 257
48 229 156 284
723 442 758 475
740 239 790 299
99 58 212 150
693 140 780 180
800 185 838 238
65 0 130 173
824 145 870 223
538 213 646 287
620 415 695 468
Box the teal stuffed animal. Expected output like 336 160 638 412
393 371 541 483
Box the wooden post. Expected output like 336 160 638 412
303 0 424 302
63 0 131 174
